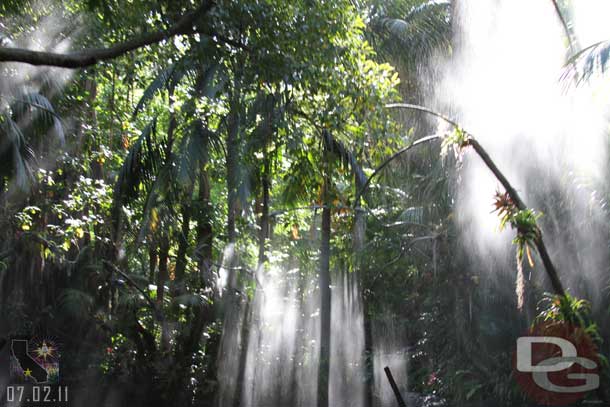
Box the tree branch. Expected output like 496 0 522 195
102 260 161 316
0 0 215 68
386 103 566 297
354 134 440 204
550 0 575 54
467 138 527 210
468 138 565 296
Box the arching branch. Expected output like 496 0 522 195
102 260 161 317
354 134 440 204
0 0 214 68
386 103 566 297
550 0 576 54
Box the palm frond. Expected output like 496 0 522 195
370 0 451 68
281 149 318 207
113 117 160 207
57 288 94 320
115 286 148 310
136 161 177 244
177 120 221 186
133 58 192 118
12 92 65 144
323 131 367 188
0 112 35 189
196 62 225 99
562 40 610 86
172 293 208 308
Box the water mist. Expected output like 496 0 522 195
435 0 610 306
216 263 368 407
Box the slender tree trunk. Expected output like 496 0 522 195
220 79 241 407
149 245 158 284
258 148 270 265
166 86 177 153
233 300 252 407
216 65 246 407
83 73 103 179
169 166 216 407
156 85 177 352
196 168 214 285
451 0 461 45
109 66 116 148
107 65 122 277
232 142 271 407
0 176 5 209
157 234 170 351
318 163 332 407
195 167 218 382
175 192 193 293
354 173 374 407
226 77 241 245
363 301 375 407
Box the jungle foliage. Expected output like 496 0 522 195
1 1 609 406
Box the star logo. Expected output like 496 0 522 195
9 337 60 384
34 341 57 361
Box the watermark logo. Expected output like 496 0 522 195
9 337 60 384
513 322 599 405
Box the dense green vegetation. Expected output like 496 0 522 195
1 1 610 406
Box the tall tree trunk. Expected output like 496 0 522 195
166 86 177 153
233 145 270 407
149 245 158 284
258 148 270 265
318 163 332 407
363 300 375 407
226 77 241 246
157 234 170 351
195 165 224 407
106 66 122 301
225 68 243 406
354 173 374 407
196 168 214 285
0 176 5 210
451 0 461 46
233 300 252 407
157 85 177 352
175 192 193 294
166 167 216 407
216 67 246 407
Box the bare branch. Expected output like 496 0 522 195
550 0 576 54
0 1 214 68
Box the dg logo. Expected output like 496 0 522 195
513 321 600 405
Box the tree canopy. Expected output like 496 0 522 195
1 1 609 407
